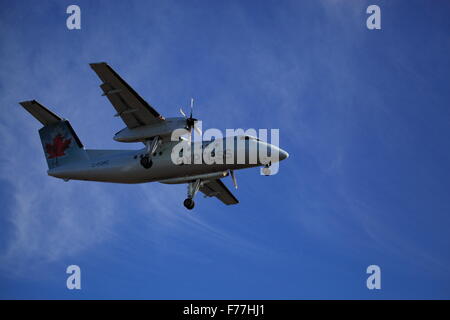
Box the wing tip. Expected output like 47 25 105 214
89 62 108 69
19 99 37 106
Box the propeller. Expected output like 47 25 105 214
229 170 238 189
180 98 202 135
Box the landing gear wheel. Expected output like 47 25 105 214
183 198 195 210
140 156 153 169
262 166 271 176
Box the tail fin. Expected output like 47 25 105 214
19 100 88 169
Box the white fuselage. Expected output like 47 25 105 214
47 136 288 184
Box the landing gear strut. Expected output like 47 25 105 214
140 136 160 169
184 179 201 210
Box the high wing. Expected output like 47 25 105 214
200 179 239 205
90 62 165 129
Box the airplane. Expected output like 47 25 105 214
19 62 289 210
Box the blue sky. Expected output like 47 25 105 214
0 0 449 299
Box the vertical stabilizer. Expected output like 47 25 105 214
19 100 88 169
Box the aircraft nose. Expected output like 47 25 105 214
280 149 289 161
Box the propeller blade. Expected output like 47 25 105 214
181 98 198 136
230 170 238 189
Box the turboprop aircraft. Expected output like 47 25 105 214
19 62 289 209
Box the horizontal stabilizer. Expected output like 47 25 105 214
19 100 61 126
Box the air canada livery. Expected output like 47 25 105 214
20 63 289 209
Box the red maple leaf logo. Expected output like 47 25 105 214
45 134 71 159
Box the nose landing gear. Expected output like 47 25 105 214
262 163 271 176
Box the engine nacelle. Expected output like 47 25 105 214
114 117 188 142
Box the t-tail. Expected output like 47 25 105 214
19 100 88 170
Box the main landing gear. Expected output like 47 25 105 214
140 136 160 169
184 179 201 210
183 198 195 210
140 156 152 169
